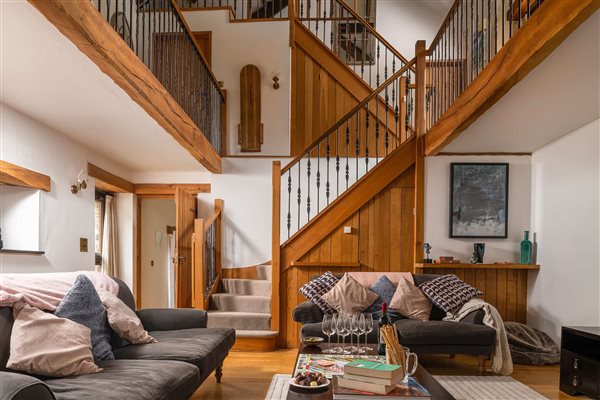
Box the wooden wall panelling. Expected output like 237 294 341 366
279 167 416 347
421 267 529 324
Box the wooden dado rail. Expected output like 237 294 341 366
192 199 223 310
416 263 540 324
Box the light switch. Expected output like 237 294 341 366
80 238 88 252
343 226 352 234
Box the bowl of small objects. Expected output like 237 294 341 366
301 336 325 347
289 372 330 393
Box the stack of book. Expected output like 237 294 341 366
333 361 430 399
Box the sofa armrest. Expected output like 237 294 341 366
136 308 208 331
460 309 486 325
0 372 55 400
292 302 324 324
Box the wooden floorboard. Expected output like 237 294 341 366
192 350 582 400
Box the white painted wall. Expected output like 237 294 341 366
140 199 176 309
0 103 131 273
377 0 452 58
132 157 291 268
527 119 600 343
115 193 136 289
184 10 291 156
424 155 532 263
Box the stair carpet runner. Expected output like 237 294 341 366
207 263 278 339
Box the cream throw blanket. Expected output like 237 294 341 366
443 298 513 375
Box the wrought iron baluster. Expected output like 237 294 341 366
375 95 379 162
364 104 369 171
307 153 311 220
297 162 301 230
287 171 292 238
316 143 321 213
326 136 331 205
355 113 359 184
345 123 350 190
336 127 340 197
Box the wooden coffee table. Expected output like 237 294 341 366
287 344 455 400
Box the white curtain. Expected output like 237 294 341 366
101 195 119 276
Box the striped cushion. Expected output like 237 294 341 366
299 272 339 313
418 275 481 313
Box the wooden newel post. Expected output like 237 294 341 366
214 198 223 297
192 218 205 310
271 161 281 334
414 40 427 267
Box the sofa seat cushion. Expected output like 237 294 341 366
394 319 496 346
112 328 235 382
43 359 199 400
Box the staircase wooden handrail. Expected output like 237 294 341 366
281 57 416 174
170 0 226 99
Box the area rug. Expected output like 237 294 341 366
264 374 548 400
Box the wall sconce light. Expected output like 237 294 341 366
272 74 280 90
71 169 88 194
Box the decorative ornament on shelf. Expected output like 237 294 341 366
470 243 485 263
520 231 533 264
423 243 432 263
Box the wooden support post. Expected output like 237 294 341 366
192 218 205 310
289 0 296 48
414 40 427 268
214 198 223 297
271 161 281 333
220 90 228 156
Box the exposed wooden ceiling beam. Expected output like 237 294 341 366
133 183 211 198
87 163 133 193
28 0 222 173
425 0 600 156
0 160 51 192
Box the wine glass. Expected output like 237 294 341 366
322 314 335 353
364 313 374 350
349 313 360 352
357 313 367 354
337 313 350 354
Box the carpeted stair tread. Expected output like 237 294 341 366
207 311 271 331
221 278 271 296
235 330 279 338
210 293 271 313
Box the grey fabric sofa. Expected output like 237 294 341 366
0 278 235 400
293 273 496 371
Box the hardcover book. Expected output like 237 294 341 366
333 376 431 400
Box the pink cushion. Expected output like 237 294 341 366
348 272 413 289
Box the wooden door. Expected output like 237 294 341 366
175 188 197 308
193 31 212 67
238 64 263 152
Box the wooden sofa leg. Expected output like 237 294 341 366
215 363 223 383
477 355 488 375
449 354 456 359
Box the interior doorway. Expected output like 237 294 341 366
139 198 176 308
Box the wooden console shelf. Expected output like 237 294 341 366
290 261 362 268
0 160 51 192
415 263 540 270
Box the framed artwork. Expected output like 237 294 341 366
449 163 509 238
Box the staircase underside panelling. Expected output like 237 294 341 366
279 166 415 348
291 23 400 156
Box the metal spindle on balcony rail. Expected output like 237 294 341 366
93 0 224 155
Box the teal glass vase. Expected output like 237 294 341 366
520 231 533 264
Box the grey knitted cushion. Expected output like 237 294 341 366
365 275 397 314
54 274 114 361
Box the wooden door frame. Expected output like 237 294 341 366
133 183 210 307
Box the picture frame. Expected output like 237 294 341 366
449 163 509 238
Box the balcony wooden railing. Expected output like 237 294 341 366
192 199 223 310
425 0 544 132
93 0 224 154
295 0 412 91
176 0 289 20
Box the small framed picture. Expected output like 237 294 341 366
449 163 509 238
